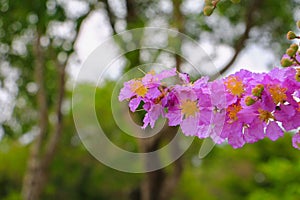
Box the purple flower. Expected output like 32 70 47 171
119 66 300 150
119 68 177 102
178 72 190 84
275 104 300 131
219 102 246 148
241 100 284 143
292 132 300 150
165 85 200 136
142 103 164 128
142 68 177 87
119 79 146 101
202 80 228 144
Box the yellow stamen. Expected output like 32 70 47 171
148 70 156 75
268 85 287 104
297 102 300 112
180 100 198 117
258 109 274 123
227 103 242 122
130 80 148 97
224 76 244 97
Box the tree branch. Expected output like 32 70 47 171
210 0 262 80
22 7 94 200
42 8 94 167
21 32 49 200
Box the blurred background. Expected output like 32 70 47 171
1 0 300 199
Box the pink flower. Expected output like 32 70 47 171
165 85 200 136
119 66 300 150
292 132 300 150
142 103 164 128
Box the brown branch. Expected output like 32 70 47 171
21 32 49 200
42 7 94 169
33 33 49 155
173 0 184 33
210 0 262 80
158 157 183 200
22 7 94 200
125 0 145 29
42 62 65 168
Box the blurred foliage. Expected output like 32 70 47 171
174 134 300 200
0 0 94 138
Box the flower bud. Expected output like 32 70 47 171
296 69 300 82
203 6 214 16
231 0 240 3
287 31 297 40
297 20 300 29
252 84 264 97
290 43 299 52
205 0 213 6
211 0 220 5
286 48 297 57
281 58 293 67
245 96 256 106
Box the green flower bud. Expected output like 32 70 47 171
286 48 297 57
252 84 264 97
296 74 300 82
290 43 299 51
245 96 256 106
205 0 214 6
203 6 214 16
212 0 220 5
231 0 241 3
296 69 300 82
297 20 300 29
281 58 293 67
287 31 297 40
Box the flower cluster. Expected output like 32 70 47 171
119 67 300 149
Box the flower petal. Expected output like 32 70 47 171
266 121 283 141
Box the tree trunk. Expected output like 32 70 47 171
21 34 66 200
21 33 49 200
139 126 182 200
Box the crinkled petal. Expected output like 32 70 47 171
166 109 182 126
181 116 199 136
210 129 225 144
129 97 142 112
292 133 300 150
199 108 213 125
155 68 177 80
179 72 190 84
142 113 150 129
244 121 264 143
197 124 210 138
142 104 163 128
266 121 283 141
173 85 197 101
119 81 135 101
208 80 227 108
146 87 161 99
228 131 245 149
